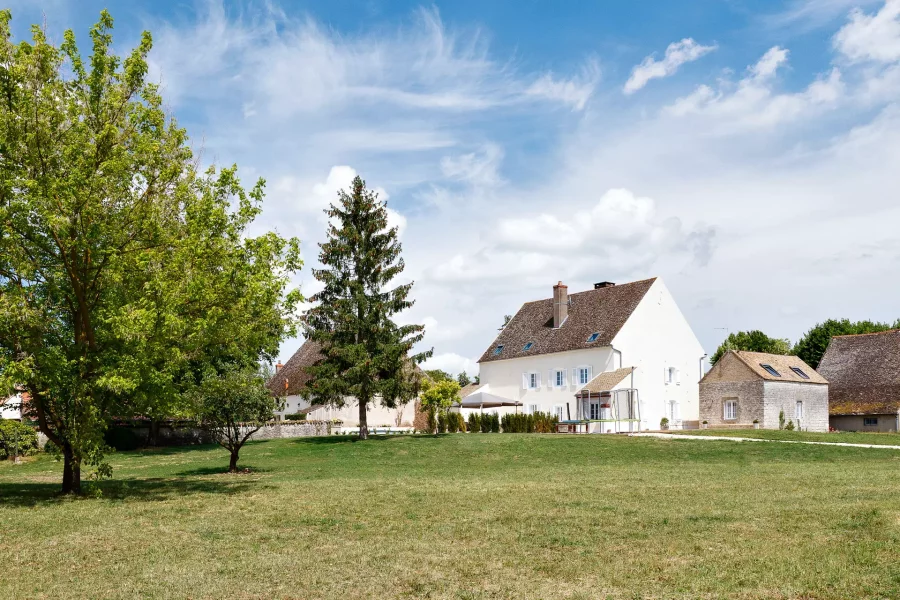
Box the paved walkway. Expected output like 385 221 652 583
630 432 900 450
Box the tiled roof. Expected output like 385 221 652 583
266 339 323 396
581 367 634 393
458 383 483 399
817 330 900 415
730 351 827 384
477 278 656 364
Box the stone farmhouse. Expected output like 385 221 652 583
699 351 828 431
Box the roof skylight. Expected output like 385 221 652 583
522 342 534 351
760 364 781 377
790 366 810 379
586 332 600 343
493 345 504 356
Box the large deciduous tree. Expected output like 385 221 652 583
0 11 301 493
303 176 430 440
793 318 900 369
709 330 791 365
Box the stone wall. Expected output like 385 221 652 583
762 382 829 432
699 380 764 427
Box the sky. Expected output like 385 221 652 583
9 0 900 375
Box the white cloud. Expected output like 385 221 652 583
526 58 601 110
422 352 478 376
430 188 713 288
624 38 717 94
834 0 900 63
665 47 844 131
440 143 504 187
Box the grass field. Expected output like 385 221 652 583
665 428 900 445
2 434 900 600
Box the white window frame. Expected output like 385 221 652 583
553 404 566 421
549 368 566 388
665 366 679 385
724 399 737 420
588 400 600 420
528 404 540 415
523 372 540 390
795 401 803 420
574 365 592 386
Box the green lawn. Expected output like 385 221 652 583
2 434 899 600
666 428 900 446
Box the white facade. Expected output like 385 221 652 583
276 394 415 427
0 394 23 420
477 278 705 431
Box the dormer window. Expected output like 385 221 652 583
522 342 534 351
790 366 810 379
760 364 781 377
493 345 504 356
586 332 600 343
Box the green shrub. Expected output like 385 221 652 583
490 413 500 433
785 420 795 431
480 413 491 433
0 420 39 459
437 412 448 434
446 411 459 433
500 412 558 433
778 410 785 430
660 417 669 430
456 412 466 432
284 413 307 421
468 412 481 433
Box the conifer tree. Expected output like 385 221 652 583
303 176 430 439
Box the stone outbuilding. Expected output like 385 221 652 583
699 351 829 431
817 330 900 432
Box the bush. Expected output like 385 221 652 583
785 420 795 431
284 413 307 421
660 417 669 430
490 413 500 433
437 412 448 434
0 420 39 459
446 411 459 433
468 412 481 433
456 412 466 432
501 412 558 433
480 413 492 433
778 410 785 430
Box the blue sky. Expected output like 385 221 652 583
9 0 900 373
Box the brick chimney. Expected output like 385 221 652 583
275 362 283 374
553 281 568 328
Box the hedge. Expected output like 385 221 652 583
0 420 39 459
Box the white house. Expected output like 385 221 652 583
473 277 706 432
0 393 24 420
266 340 417 428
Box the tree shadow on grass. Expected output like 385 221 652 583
0 473 271 507
175 465 272 477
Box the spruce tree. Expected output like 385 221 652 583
303 176 430 439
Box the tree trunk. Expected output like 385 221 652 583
358 401 368 440
61 443 82 495
229 449 240 473
147 419 160 447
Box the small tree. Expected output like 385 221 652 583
420 379 460 433
778 410 786 430
457 372 471 387
194 366 283 473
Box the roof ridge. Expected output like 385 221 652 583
832 329 900 339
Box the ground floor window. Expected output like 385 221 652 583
724 399 737 420
554 405 566 421
588 401 600 420
795 401 803 420
864 417 878 426
528 404 539 415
